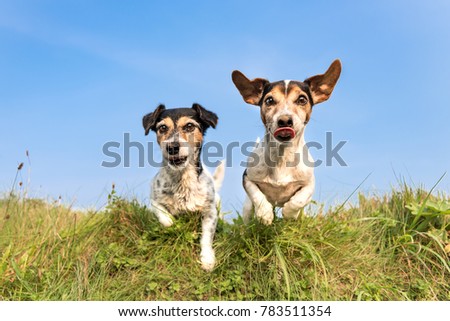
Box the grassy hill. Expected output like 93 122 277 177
0 185 449 300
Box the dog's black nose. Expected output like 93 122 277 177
277 116 293 128
166 142 180 155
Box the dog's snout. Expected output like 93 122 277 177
166 142 180 156
277 116 293 128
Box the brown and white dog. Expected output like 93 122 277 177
143 103 224 271
232 60 341 225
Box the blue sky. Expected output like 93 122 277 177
1 0 449 213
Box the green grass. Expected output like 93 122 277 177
1 185 449 300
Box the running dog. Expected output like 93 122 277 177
232 60 341 225
143 103 224 271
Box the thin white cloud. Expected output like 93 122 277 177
0 6 280 86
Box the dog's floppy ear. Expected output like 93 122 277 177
143 104 166 135
192 103 218 131
304 59 342 105
232 70 269 106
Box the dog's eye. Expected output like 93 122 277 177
158 125 168 133
296 95 308 106
265 97 275 106
184 123 196 132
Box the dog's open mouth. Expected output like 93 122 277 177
273 127 296 142
168 156 188 166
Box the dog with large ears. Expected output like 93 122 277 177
232 60 341 225
143 103 225 271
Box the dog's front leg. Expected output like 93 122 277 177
282 179 315 220
200 206 217 271
151 201 174 227
241 196 254 224
243 174 274 225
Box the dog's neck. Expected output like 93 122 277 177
263 128 306 167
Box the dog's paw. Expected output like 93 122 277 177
158 213 174 227
255 201 274 225
282 201 302 220
200 248 216 272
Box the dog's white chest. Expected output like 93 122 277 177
246 147 314 206
171 183 207 212
151 167 213 215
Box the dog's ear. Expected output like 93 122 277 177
192 103 218 131
304 59 342 105
232 70 269 106
143 104 166 135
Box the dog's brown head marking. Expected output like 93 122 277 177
232 60 341 142
143 103 219 166
232 59 341 108
143 103 218 136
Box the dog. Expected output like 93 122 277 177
232 60 341 225
142 103 224 271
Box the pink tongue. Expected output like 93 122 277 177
274 127 295 139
